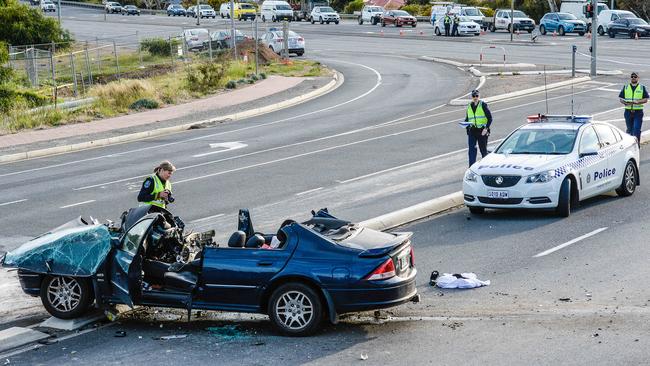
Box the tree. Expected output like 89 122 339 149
0 0 72 47
618 0 650 20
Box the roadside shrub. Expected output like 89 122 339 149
343 0 363 14
400 4 421 15
0 0 72 48
249 74 259 81
91 79 157 112
141 38 179 57
259 72 267 80
129 98 159 110
225 80 236 89
186 60 229 93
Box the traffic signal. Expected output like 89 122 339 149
585 3 593 18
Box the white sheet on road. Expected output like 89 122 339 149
436 273 490 289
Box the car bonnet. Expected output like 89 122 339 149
471 152 568 175
2 220 113 276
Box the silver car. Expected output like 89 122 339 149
183 28 210 51
259 29 305 56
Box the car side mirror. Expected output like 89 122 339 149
579 147 598 158
111 238 121 249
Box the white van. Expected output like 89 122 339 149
260 0 293 22
596 9 637 35
560 0 608 31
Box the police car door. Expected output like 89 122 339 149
593 124 621 190
577 126 609 199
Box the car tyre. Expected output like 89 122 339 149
335 20 339 24
262 15 266 22
319 17 323 24
371 17 377 25
558 25 565 36
358 17 363 25
435 27 441 36
272 15 276 22
629 31 637 39
490 24 496 32
556 178 571 218
539 25 546 35
616 160 637 197
40 275 93 319
469 206 484 215
297 51 304 56
597 25 604 35
268 283 322 337
608 30 615 38
381 21 385 27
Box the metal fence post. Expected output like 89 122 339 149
113 40 120 80
70 52 78 97
571 45 576 78
50 51 58 108
96 37 101 71
208 35 213 61
85 44 93 86
169 36 174 66
7 45 13 69
254 18 258 76
282 21 288 60
137 30 143 68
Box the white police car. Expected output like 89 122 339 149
463 115 640 217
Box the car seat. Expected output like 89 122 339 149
245 233 266 248
228 230 246 248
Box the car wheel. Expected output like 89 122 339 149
435 27 441 36
358 17 363 25
371 17 377 25
40 275 93 319
597 25 604 36
616 160 637 197
558 25 565 36
262 15 266 22
412 23 416 28
490 24 496 32
469 206 484 215
297 51 304 56
608 30 615 38
540 25 546 35
556 178 571 218
527 29 532 33
220 13 224 18
381 21 385 27
272 15 276 22
268 283 322 336
578 32 584 36
335 20 339 24
319 17 323 24
629 31 637 39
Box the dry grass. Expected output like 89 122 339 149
90 79 159 114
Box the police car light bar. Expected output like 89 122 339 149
526 114 592 124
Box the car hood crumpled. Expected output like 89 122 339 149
2 218 113 276
471 153 566 175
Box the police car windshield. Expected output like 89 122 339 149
463 8 481 16
319 7 335 12
496 128 578 155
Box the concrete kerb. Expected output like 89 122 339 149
0 72 342 164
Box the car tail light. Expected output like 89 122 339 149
297 37 304 41
365 258 396 281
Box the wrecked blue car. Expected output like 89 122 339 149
2 207 418 336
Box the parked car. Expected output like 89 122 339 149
596 9 637 35
204 29 252 49
105 1 122 13
197 4 216 18
291 0 327 22
485 9 535 33
559 0 608 32
185 5 197 17
608 17 650 38
40 0 56 12
309 6 339 24
259 29 305 56
167 4 186 16
357 5 384 25
260 0 293 22
121 4 140 15
221 2 257 20
463 115 639 217
182 28 210 51
30 0 40 6
381 10 417 28
1 207 418 336
539 12 586 36
433 15 480 36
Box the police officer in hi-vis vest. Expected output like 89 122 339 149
138 160 176 211
465 89 493 167
619 72 648 147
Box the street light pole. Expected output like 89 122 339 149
57 0 61 23
510 0 514 42
590 0 597 76
230 0 236 59
196 0 200 26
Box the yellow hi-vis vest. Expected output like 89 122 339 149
142 174 172 209
467 102 488 128
624 84 645 110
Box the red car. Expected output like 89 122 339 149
381 10 417 27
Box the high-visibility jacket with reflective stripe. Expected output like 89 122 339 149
142 174 171 209
467 102 488 128
624 84 645 110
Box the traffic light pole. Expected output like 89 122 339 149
590 0 597 76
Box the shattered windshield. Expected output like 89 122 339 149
3 221 113 276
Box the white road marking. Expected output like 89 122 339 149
192 141 248 158
533 227 608 258
598 88 621 93
295 187 323 196
60 200 96 209
0 199 27 207
189 213 224 224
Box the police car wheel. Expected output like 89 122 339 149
435 27 441 36
469 206 484 215
556 178 571 218
539 25 546 35
616 161 637 197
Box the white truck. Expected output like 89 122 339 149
560 0 609 32
357 5 385 25
485 9 535 33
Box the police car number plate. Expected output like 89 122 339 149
487 190 509 199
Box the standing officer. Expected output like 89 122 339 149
619 72 648 146
443 13 451 36
138 160 176 210
465 89 493 166
452 14 460 36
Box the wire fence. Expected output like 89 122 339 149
5 19 292 104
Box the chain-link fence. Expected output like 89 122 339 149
5 19 293 105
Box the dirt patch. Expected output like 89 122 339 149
95 64 177 84
481 74 575 98
236 39 280 64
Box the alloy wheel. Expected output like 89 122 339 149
274 290 314 330
47 276 82 313
625 163 636 192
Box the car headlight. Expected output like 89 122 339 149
464 169 479 183
525 170 556 183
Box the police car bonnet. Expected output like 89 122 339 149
473 152 564 173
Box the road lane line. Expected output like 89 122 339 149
189 213 224 224
296 187 323 196
533 227 608 258
0 199 27 207
60 200 96 209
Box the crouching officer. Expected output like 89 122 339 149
465 89 493 166
138 160 176 211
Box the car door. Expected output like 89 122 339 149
593 124 620 190
547 14 557 31
498 11 507 28
110 217 154 307
577 126 609 199
199 241 295 309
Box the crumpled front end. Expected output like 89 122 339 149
2 219 113 277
